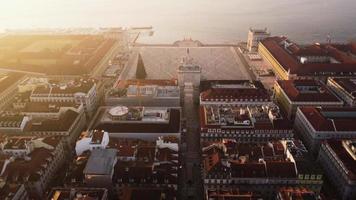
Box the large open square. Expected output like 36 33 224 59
126 46 251 80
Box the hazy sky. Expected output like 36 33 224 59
1 0 355 43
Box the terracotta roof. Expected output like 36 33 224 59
277 79 341 102
3 147 54 182
261 37 356 75
330 77 356 98
299 107 356 132
200 80 269 102
116 79 177 89
326 140 356 181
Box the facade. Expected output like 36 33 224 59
119 186 176 200
177 50 201 88
200 80 272 106
0 184 29 200
0 114 30 133
202 140 323 199
294 107 356 155
327 77 356 107
259 36 356 80
47 187 108 200
200 104 293 142
247 28 270 52
318 140 356 200
0 136 66 199
206 188 263 200
274 79 343 119
276 187 325 200
0 73 26 110
106 79 180 107
94 106 181 140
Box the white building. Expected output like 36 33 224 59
75 130 110 156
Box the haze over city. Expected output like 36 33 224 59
0 1 356 200
1 0 356 43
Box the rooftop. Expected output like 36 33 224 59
202 140 317 179
206 189 262 200
329 77 356 98
326 140 356 181
83 149 117 175
25 110 80 132
200 105 292 130
120 187 176 200
277 79 342 102
47 187 108 200
277 187 325 200
261 36 356 76
299 107 356 132
200 80 270 102
95 107 180 133
31 78 96 96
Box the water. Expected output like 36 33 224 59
1 0 355 43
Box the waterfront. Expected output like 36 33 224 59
1 0 356 43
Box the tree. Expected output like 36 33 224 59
135 54 147 79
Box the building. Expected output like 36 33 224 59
93 106 181 140
276 187 325 200
202 140 323 199
83 149 117 188
247 28 270 52
0 113 30 133
0 136 66 199
75 130 110 156
106 79 180 107
29 78 98 116
119 186 176 200
0 184 28 200
327 77 356 107
47 187 108 200
259 36 356 80
200 104 293 142
177 49 202 88
8 92 84 119
200 80 271 106
206 188 263 200
294 107 356 155
114 137 179 192
274 79 343 119
24 109 86 145
318 140 356 200
0 73 26 110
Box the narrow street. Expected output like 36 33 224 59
179 90 204 200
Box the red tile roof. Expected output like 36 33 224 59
200 80 269 102
330 77 356 98
326 140 356 181
261 37 356 76
299 107 356 132
277 79 341 102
